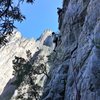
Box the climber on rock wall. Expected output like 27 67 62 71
52 32 62 52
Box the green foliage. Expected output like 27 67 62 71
12 56 31 85
26 50 32 59
0 0 35 47
0 35 8 48
12 50 49 99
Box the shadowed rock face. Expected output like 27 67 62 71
37 30 52 44
37 29 54 48
41 0 100 100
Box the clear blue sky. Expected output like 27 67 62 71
15 0 62 39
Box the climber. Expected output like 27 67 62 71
57 8 64 29
57 8 62 23
57 8 62 15
52 32 58 51
52 32 62 51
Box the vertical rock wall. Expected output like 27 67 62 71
41 0 100 100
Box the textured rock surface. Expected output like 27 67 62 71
0 30 53 100
0 31 35 94
41 0 100 100
0 0 100 100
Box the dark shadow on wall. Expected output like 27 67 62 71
0 77 17 100
43 36 53 47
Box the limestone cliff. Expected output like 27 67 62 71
0 30 53 100
41 0 100 100
0 0 100 100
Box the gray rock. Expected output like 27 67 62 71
0 0 100 100
42 0 100 100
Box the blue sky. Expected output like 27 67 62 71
15 0 62 39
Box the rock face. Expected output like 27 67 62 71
0 0 100 100
0 30 34 94
0 30 53 100
37 29 53 47
41 0 100 100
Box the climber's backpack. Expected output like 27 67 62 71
53 34 58 43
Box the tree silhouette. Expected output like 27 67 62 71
0 0 35 46
12 50 49 99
